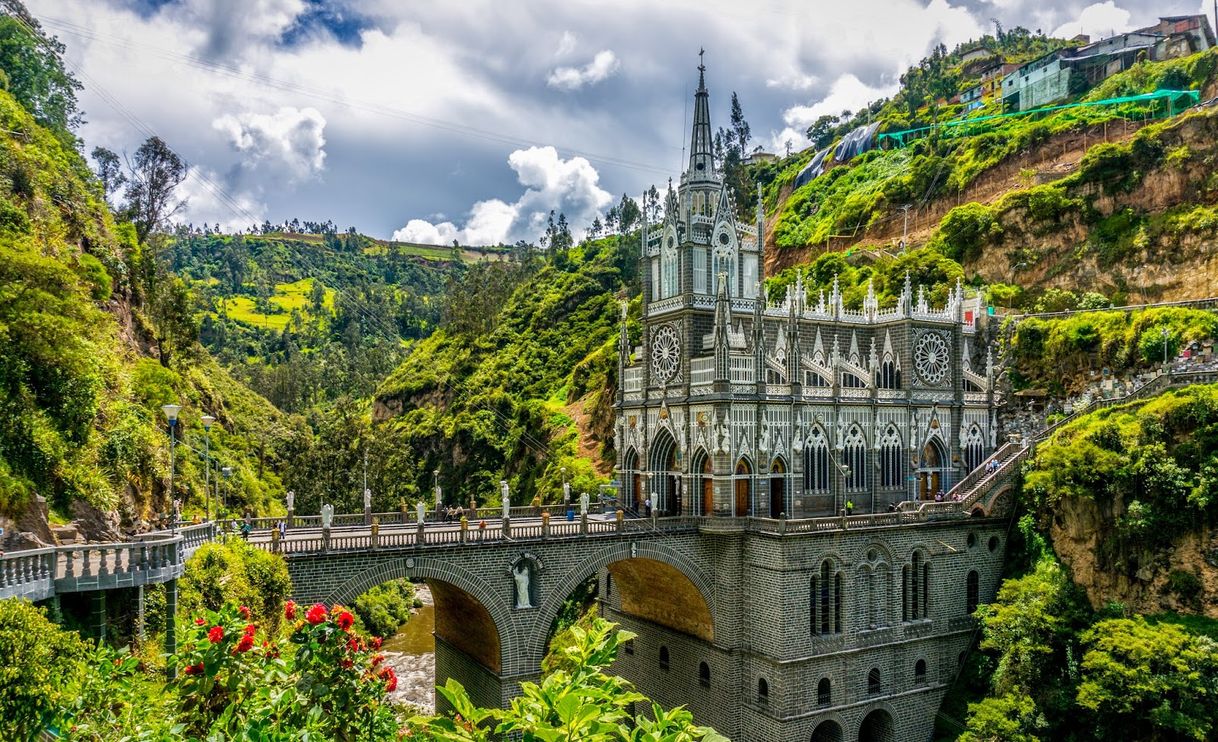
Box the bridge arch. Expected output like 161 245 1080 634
856 702 898 742
529 539 717 667
322 555 518 676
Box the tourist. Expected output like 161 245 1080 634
887 502 897 513
845 499 854 515
934 490 944 502
644 496 652 518
530 494 542 516
278 520 286 540
455 503 465 521
240 519 252 540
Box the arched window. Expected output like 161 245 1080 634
903 551 930 621
879 357 901 389
965 425 986 473
659 645 670 671
915 659 927 685
879 425 903 488
809 574 817 637
843 427 867 492
867 668 882 695
661 243 678 298
804 427 830 493
842 372 867 388
967 570 980 615
813 560 842 635
817 677 831 707
757 677 769 704
698 661 710 688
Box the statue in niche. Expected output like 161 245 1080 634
512 563 532 609
715 419 730 455
320 503 334 529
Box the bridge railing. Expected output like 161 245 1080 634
0 535 186 600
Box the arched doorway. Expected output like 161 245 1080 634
917 438 946 501
692 449 714 516
623 448 641 513
857 708 895 742
769 457 786 518
649 430 679 516
811 719 843 742
734 458 752 516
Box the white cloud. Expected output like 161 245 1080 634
556 30 579 57
393 145 612 245
771 74 898 152
547 50 620 90
177 166 268 231
1052 2 1134 40
212 106 327 181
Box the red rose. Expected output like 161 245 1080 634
194 617 206 626
183 663 204 675
284 601 297 620
208 626 224 643
336 610 355 632
305 603 327 625
238 605 251 620
235 635 254 653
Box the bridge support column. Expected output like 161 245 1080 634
135 585 146 644
89 590 106 644
287 508 294 528
164 578 178 679
503 517 511 538
581 513 588 534
322 527 331 551
364 504 372 526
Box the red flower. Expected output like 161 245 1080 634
194 617 206 626
235 634 255 653
339 658 353 669
208 626 224 643
183 663 204 675
336 610 355 632
380 666 398 693
305 603 327 625
371 653 385 667
284 601 297 620
372 636 383 649
238 605 251 620
243 623 256 637
347 636 360 652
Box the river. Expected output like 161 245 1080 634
381 583 437 713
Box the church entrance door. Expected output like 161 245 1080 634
917 439 945 501
735 459 752 516
769 458 786 518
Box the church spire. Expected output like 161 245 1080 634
687 48 714 180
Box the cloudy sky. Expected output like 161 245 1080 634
27 0 1214 244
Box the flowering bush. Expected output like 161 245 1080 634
174 601 398 740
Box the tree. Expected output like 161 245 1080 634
124 136 188 243
1077 617 1218 741
729 92 750 155
0 5 82 138
644 184 662 222
90 146 124 205
805 114 841 150
0 599 88 741
309 278 327 314
617 193 640 234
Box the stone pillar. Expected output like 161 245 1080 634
580 512 588 535
164 578 178 679
460 518 469 544
135 584 146 644
322 526 331 552
616 510 624 532
89 591 106 644
271 527 281 553
541 511 550 539
364 504 372 526
371 520 380 549
286 508 294 529
502 516 511 539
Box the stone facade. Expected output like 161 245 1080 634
615 61 998 521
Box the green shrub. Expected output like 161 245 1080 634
352 578 416 638
181 539 291 631
0 599 88 741
932 202 997 263
1166 569 1204 607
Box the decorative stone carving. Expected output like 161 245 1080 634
320 503 333 529
512 563 532 609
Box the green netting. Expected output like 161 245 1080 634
877 89 1201 147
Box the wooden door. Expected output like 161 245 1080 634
770 477 785 518
702 476 714 515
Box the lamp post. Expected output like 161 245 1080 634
1162 327 1170 369
561 466 569 505
432 469 441 520
201 415 215 522
162 404 181 533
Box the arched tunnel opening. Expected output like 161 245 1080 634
426 579 504 713
604 557 714 641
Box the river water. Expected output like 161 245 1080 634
381 583 437 713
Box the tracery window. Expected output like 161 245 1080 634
879 425 903 488
843 427 867 492
803 427 830 493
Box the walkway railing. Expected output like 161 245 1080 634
1 534 187 601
